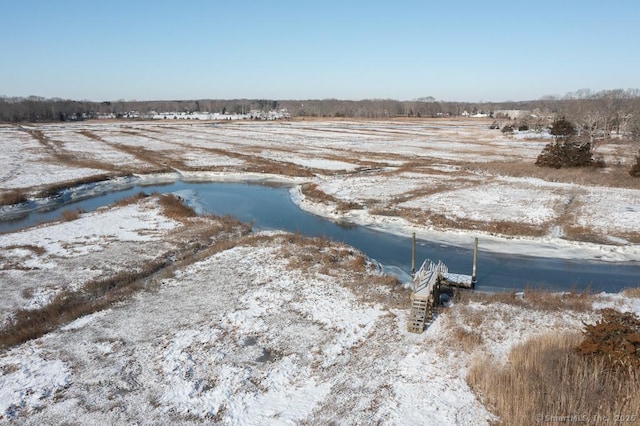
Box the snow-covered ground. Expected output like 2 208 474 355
0 119 639 423
1 119 638 262
0 179 637 423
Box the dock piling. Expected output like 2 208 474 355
411 232 416 278
471 237 478 288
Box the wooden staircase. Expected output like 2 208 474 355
407 296 432 333
407 259 444 333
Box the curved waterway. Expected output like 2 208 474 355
1 180 639 293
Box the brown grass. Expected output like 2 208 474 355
622 287 640 298
562 225 615 244
521 288 592 312
0 189 28 206
459 288 593 313
472 160 640 190
35 174 120 198
77 130 104 141
451 325 484 352
300 183 362 211
4 244 46 256
0 259 167 349
158 193 197 221
336 200 363 211
21 288 34 299
111 191 149 207
468 332 640 425
0 213 252 350
243 157 315 177
255 231 407 307
457 290 523 307
392 207 547 237
300 183 339 204
59 208 84 222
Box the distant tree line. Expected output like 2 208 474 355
1 90 640 135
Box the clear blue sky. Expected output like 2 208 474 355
2 0 638 102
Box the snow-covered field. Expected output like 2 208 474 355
1 119 639 260
1 119 639 423
3 198 634 423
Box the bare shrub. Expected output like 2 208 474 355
158 193 196 221
21 288 34 299
0 189 28 206
59 208 84 222
349 255 367 272
468 332 640 425
578 309 640 370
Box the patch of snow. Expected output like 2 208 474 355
0 348 71 419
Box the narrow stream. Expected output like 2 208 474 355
1 180 638 293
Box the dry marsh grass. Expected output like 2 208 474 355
158 193 197 221
266 231 407 307
562 225 616 244
244 157 315 177
468 331 640 425
4 244 46 256
0 259 168 349
0 210 252 350
77 130 104 141
473 160 640 190
111 191 149 207
35 174 120 199
301 183 362 211
300 183 339 204
450 324 484 353
622 287 640 298
0 189 28 206
459 288 593 313
521 288 592 312
396 208 547 237
59 208 84 222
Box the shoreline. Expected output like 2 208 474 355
2 170 639 263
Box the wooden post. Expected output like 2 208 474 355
471 237 478 288
411 232 416 278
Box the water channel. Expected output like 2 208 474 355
1 180 638 293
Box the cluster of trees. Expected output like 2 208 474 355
0 97 284 122
2 89 639 126
535 116 640 177
535 117 602 168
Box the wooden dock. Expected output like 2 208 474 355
407 259 473 333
